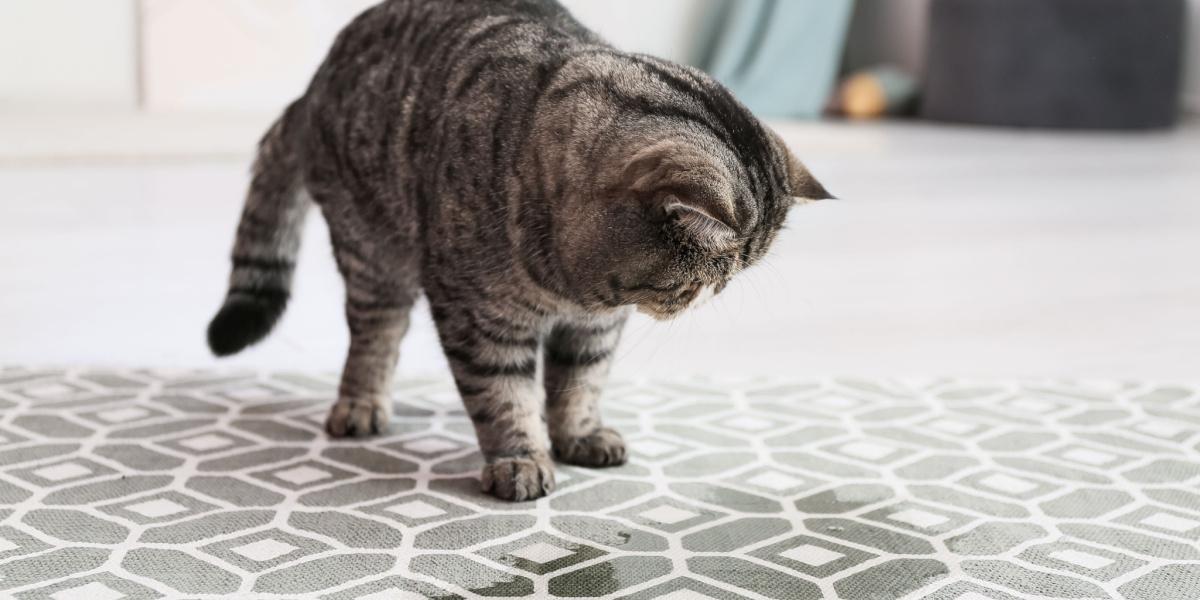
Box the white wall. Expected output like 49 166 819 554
141 0 712 112
142 0 379 112
560 0 719 66
0 0 139 109
0 0 710 114
141 0 710 112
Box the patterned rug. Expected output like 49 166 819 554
0 369 1198 600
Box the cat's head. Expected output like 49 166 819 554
542 55 830 319
557 119 830 319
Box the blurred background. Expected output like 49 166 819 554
1 0 1197 380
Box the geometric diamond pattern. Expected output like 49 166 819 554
744 469 808 491
124 497 190 519
1048 548 1115 570
510 541 574 564
156 429 255 456
201 528 328 573
0 369 1198 598
178 433 239 452
640 504 702 525
780 543 846 566
477 532 606 576
1141 512 1200 533
230 537 300 562
98 490 217 525
49 582 125 600
31 462 95 483
385 499 447 520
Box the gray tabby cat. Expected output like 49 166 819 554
207 0 830 501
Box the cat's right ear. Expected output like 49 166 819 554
768 129 834 204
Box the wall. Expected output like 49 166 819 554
0 0 1196 114
0 0 711 113
141 0 379 112
843 0 930 78
142 0 713 112
0 0 139 109
560 0 719 67
1187 0 1200 112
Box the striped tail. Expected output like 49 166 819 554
207 100 309 357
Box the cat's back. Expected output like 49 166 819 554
298 0 603 181
302 0 600 136
312 0 595 77
295 0 605 229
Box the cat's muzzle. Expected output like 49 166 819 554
635 283 717 320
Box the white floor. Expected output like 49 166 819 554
2 114 1199 380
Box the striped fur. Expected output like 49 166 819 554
207 0 829 501
207 100 308 357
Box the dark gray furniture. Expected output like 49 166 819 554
922 0 1188 129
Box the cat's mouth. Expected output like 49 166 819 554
605 275 727 319
634 283 719 320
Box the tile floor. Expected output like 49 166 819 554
1 369 1197 599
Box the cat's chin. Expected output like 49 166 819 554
636 304 679 321
635 303 697 321
635 284 717 321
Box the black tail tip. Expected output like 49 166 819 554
207 297 286 357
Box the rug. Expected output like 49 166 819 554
0 369 1198 599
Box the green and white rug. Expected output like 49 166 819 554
0 369 1198 599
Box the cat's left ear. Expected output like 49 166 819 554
622 140 739 250
769 129 834 204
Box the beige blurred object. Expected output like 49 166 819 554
841 73 888 119
837 66 918 120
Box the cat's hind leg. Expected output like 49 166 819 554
325 240 418 438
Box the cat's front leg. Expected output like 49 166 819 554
544 315 628 467
430 300 554 501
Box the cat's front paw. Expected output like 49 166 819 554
553 427 627 467
480 453 555 501
325 397 390 438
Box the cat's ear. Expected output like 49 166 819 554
661 196 737 251
622 140 738 250
769 129 834 204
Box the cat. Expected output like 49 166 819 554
207 0 830 501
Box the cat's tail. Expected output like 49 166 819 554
207 99 309 357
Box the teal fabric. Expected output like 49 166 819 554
704 0 856 118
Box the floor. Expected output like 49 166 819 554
2 368 1197 599
1 115 1199 380
2 116 1199 600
